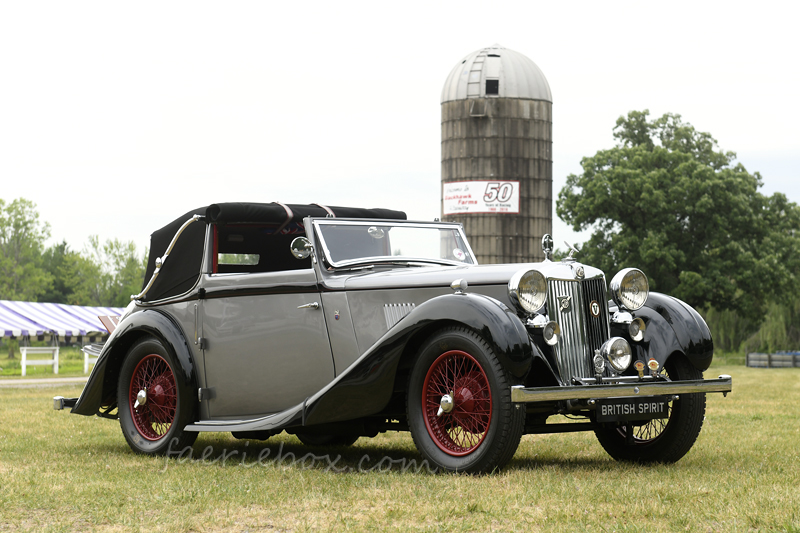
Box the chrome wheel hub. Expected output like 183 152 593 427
134 389 147 409
436 393 454 417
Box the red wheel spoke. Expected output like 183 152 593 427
129 354 177 441
422 350 492 456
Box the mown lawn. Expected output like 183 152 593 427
1 363 798 532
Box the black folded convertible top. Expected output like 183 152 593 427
205 203 406 224
140 203 407 301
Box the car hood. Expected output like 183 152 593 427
326 260 605 291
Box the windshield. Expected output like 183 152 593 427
314 220 476 267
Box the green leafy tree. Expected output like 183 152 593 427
0 198 53 301
62 236 145 307
61 246 105 306
103 238 146 307
557 110 800 323
41 240 71 303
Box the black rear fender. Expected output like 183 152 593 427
71 310 197 417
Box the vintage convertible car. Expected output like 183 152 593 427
54 202 732 473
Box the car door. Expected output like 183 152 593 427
200 268 335 418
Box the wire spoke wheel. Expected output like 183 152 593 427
629 414 669 441
422 350 492 456
129 354 177 441
595 355 706 463
117 336 197 455
620 367 671 444
407 327 524 473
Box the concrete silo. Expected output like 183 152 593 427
441 44 552 263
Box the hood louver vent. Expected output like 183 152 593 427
384 303 416 329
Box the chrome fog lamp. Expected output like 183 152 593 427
508 269 547 315
610 268 649 311
543 321 560 346
628 317 646 342
593 351 606 375
600 337 633 373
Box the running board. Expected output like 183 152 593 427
185 403 303 433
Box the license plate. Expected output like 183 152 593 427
596 396 669 423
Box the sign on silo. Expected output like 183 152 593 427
443 180 521 215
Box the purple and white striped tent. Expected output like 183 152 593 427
0 300 125 338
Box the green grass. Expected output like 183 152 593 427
1 364 799 532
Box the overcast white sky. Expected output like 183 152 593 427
1 1 798 255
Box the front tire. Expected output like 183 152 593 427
117 337 197 455
595 354 706 463
407 327 524 474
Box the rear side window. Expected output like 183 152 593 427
218 253 260 266
213 222 310 274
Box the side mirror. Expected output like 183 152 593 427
290 237 313 260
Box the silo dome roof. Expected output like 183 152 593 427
441 44 552 103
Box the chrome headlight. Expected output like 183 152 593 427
508 269 547 314
600 337 632 373
610 268 649 311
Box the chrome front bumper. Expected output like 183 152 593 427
511 375 732 403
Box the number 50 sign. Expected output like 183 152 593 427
442 180 520 215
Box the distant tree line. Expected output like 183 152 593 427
0 198 146 308
558 111 800 354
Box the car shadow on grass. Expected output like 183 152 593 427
88 433 639 475
506 454 616 472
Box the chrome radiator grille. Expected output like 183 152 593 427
547 277 610 382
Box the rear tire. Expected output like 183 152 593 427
117 337 197 455
595 354 706 463
407 327 524 474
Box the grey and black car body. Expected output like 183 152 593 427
54 202 732 473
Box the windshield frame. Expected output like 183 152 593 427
311 219 478 269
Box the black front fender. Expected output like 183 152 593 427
621 293 714 372
302 292 534 426
71 309 197 417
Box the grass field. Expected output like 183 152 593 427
1 363 798 532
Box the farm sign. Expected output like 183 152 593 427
442 181 520 215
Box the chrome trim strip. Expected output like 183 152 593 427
510 375 732 403
131 214 205 301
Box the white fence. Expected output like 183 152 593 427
746 352 800 368
20 346 59 376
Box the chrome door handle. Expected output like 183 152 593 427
297 302 319 310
